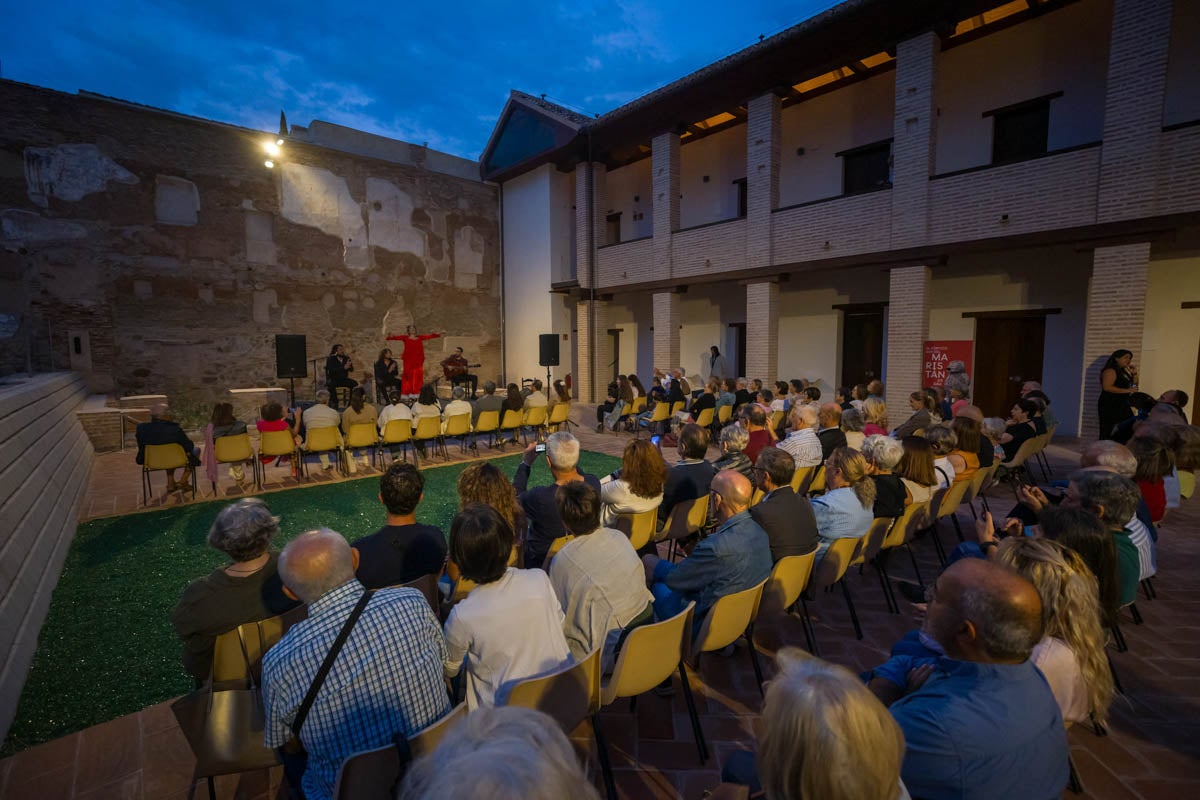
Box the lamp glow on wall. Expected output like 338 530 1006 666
263 138 284 169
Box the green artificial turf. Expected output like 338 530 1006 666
1 450 620 755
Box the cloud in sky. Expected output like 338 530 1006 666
1 0 838 160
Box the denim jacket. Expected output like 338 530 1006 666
663 510 772 615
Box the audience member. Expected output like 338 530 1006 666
599 439 667 527
851 383 869 411
658 424 717 524
898 436 937 504
397 705 602 800
342 387 378 471
549 482 654 670
1130 434 1172 524
862 397 888 436
548 380 572 417
955 405 993 467
863 435 906 518
352 462 447 589
302 390 344 470
472 380 505 425
893 391 934 438
442 386 473 432
1098 349 1138 440
203 402 249 485
742 404 775 463
716 378 738 414
1158 388 1190 421
734 377 753 408
456 462 526 567
836 385 855 412
886 558 1068 800
524 379 548 409
136 403 201 490
1061 470 1141 606
749 447 819 561
1025 389 1059 431
981 416 1007 463
816 402 847 461
629 374 647 399
687 377 719 423
1040 506 1121 630
443 504 571 709
812 447 876 557
779 404 822 468
926 425 958 489
513 432 600 569
713 424 754 481
867 379 884 399
644 470 772 621
171 499 299 681
263 529 449 800
947 415 982 485
377 389 414 433
841 407 866 450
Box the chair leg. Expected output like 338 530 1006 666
591 712 618 800
1128 603 1143 625
980 493 991 514
747 624 765 696
678 661 708 763
1067 752 1084 794
929 524 947 566
1111 622 1128 653
841 578 863 640
1141 578 1156 601
876 561 898 615
905 544 926 590
798 595 819 656
950 513 964 543
1107 651 1125 695
206 775 216 800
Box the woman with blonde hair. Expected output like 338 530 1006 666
811 447 876 557
457 461 527 540
599 439 668 526
862 397 888 436
995 537 1115 725
722 648 906 800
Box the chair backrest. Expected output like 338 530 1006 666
443 413 471 436
523 406 547 427
1002 436 1040 468
615 508 659 551
649 402 672 422
694 407 715 428
933 479 971 521
854 517 896 564
414 416 441 440
808 466 827 494
504 647 601 733
671 401 685 415
760 552 817 616
305 426 341 453
211 604 307 683
345 422 378 449
809 537 861 594
633 396 648 414
548 403 571 424
259 429 296 457
543 534 575 568
691 578 768 660
790 465 816 494
749 488 764 507
398 573 440 615
620 402 634 417
601 602 695 706
500 409 523 429
718 405 732 424
769 410 784 430
213 433 253 464
144 443 189 470
475 410 501 433
381 419 412 444
662 495 709 542
882 501 929 549
333 704 467 800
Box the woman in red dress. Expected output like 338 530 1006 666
387 325 442 395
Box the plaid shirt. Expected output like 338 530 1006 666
262 580 450 800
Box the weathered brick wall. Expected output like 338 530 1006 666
0 80 501 406
1080 243 1150 440
673 218 747 279
746 94 780 269
76 408 123 452
1157 126 1200 215
772 190 892 264
928 147 1102 243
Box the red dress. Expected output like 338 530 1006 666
387 333 441 394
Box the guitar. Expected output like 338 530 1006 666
442 360 481 380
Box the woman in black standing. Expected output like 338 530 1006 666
1098 349 1138 440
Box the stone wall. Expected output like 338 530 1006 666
0 80 502 406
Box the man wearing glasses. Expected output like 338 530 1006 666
748 447 819 562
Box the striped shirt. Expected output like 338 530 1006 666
262 581 450 800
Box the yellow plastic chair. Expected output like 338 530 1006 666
658 495 710 562
449 547 519 602
1180 470 1195 500
546 402 573 432
671 400 685 416
790 465 817 494
749 488 764 507
379 419 413 466
299 426 344 478
637 402 672 439
332 704 468 800
142 443 196 503
542 534 575 570
769 410 784 431
498 409 523 446
522 405 548 443
754 552 819 654
999 436 1041 496
694 407 715 429
442 413 472 455
211 433 258 494
258 429 298 478
632 396 648 414
412 415 445 462
926 479 972 565
717 405 732 426
344 422 379 471
596 603 706 773
504 648 616 799
807 465 826 495
875 499 933 600
615 507 659 551
614 402 634 433
210 605 307 684
809 537 864 641
690 578 769 692
474 409 501 448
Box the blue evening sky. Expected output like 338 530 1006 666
1 1 837 160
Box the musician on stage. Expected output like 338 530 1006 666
374 348 401 396
441 346 479 397
324 344 357 407
387 325 442 395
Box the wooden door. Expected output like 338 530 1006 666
729 322 746 379
841 309 884 388
607 329 620 384
972 315 1046 417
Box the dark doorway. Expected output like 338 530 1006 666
605 213 621 246
839 305 884 389
972 314 1047 417
729 322 746 379
1193 343 1200 425
606 329 621 385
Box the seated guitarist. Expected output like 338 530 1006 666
441 347 479 398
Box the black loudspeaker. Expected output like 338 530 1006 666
538 334 560 367
275 334 308 378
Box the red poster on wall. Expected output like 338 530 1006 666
923 340 974 386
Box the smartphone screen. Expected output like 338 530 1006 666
650 435 661 446
535 443 546 454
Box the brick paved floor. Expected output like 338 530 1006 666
2 405 1196 798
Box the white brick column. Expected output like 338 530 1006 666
575 298 610 403
1097 0 1173 222
652 132 680 281
574 161 607 289
884 266 931 413
746 94 781 269
746 281 780 383
652 291 681 373
890 32 939 250
1080 243 1150 440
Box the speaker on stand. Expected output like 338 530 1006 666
275 334 307 408
538 334 560 396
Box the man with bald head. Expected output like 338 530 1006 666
262 529 450 800
888 558 1069 799
815 402 847 461
135 403 200 492
643 470 771 623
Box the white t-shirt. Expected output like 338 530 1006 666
933 457 956 489
443 568 571 709
377 402 413 433
599 479 663 527
1031 636 1089 725
901 478 934 505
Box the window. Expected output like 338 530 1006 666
733 178 747 218
838 141 892 195
605 213 621 245
986 93 1060 164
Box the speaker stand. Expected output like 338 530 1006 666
288 377 296 410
